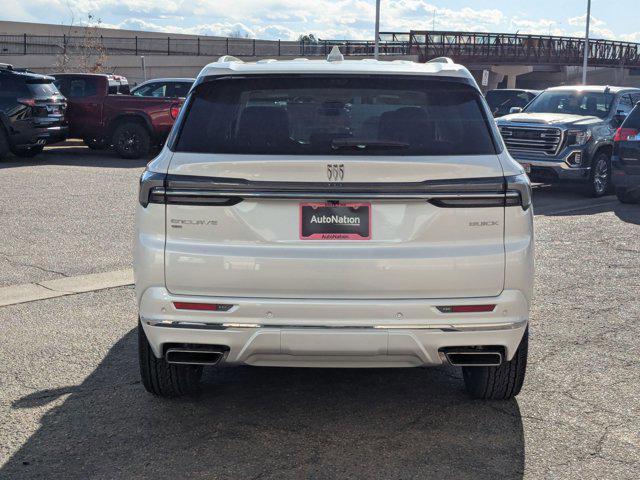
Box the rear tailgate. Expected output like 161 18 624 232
163 156 506 299
615 107 640 175
162 74 507 300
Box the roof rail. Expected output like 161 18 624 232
0 63 14 70
427 57 455 64
217 55 243 63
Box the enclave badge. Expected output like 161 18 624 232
327 164 344 181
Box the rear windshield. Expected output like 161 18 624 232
174 76 497 156
27 82 61 98
108 81 130 95
623 105 640 129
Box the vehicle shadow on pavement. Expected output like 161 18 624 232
1 329 525 480
0 147 150 170
532 185 640 225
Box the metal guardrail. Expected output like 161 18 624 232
0 34 406 57
1 30 639 67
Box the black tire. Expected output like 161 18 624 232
615 187 639 204
138 321 202 398
462 328 528 400
112 122 150 159
10 144 44 158
0 128 9 160
84 136 108 150
585 151 611 198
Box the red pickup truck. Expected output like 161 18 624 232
53 73 182 158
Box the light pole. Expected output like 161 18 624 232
582 0 591 85
374 0 381 59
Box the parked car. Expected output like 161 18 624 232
486 88 540 117
497 86 640 196
52 73 183 159
135 53 534 400
131 78 194 98
612 102 640 203
0 64 67 160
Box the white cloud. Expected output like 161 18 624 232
3 0 639 45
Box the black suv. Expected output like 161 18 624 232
0 64 68 159
612 102 640 203
497 86 640 196
486 89 540 117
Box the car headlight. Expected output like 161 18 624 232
567 129 592 146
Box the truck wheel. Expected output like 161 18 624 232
138 321 202 398
10 145 44 158
586 152 611 197
0 129 9 160
462 328 528 400
113 122 150 159
615 188 639 204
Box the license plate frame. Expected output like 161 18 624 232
299 202 371 240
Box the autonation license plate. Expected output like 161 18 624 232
300 202 371 240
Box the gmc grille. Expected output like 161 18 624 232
499 126 564 156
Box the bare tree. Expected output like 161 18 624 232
55 13 108 73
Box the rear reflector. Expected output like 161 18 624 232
436 304 496 313
172 302 233 312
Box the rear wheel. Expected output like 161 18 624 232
10 145 44 158
0 129 9 160
112 122 150 159
138 321 203 398
615 187 639 204
586 151 611 197
462 328 528 400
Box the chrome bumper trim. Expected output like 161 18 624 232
144 319 527 332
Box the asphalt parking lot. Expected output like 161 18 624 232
1 146 639 479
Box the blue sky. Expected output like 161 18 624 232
4 0 639 42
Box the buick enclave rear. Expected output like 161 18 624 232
134 54 534 400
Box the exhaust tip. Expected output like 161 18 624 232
165 348 225 366
442 349 503 367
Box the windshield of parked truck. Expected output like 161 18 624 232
174 76 497 156
523 90 614 118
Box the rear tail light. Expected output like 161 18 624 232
172 302 233 312
614 128 640 142
17 98 36 107
170 103 181 120
436 305 496 313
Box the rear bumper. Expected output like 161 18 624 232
612 161 640 191
13 125 68 147
139 287 529 368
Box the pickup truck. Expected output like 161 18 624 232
496 85 640 196
53 73 182 158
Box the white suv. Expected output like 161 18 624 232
134 53 534 400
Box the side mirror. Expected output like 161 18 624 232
612 113 627 128
509 107 523 114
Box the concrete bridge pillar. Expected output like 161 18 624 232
490 65 534 89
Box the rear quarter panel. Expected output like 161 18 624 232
103 96 182 137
